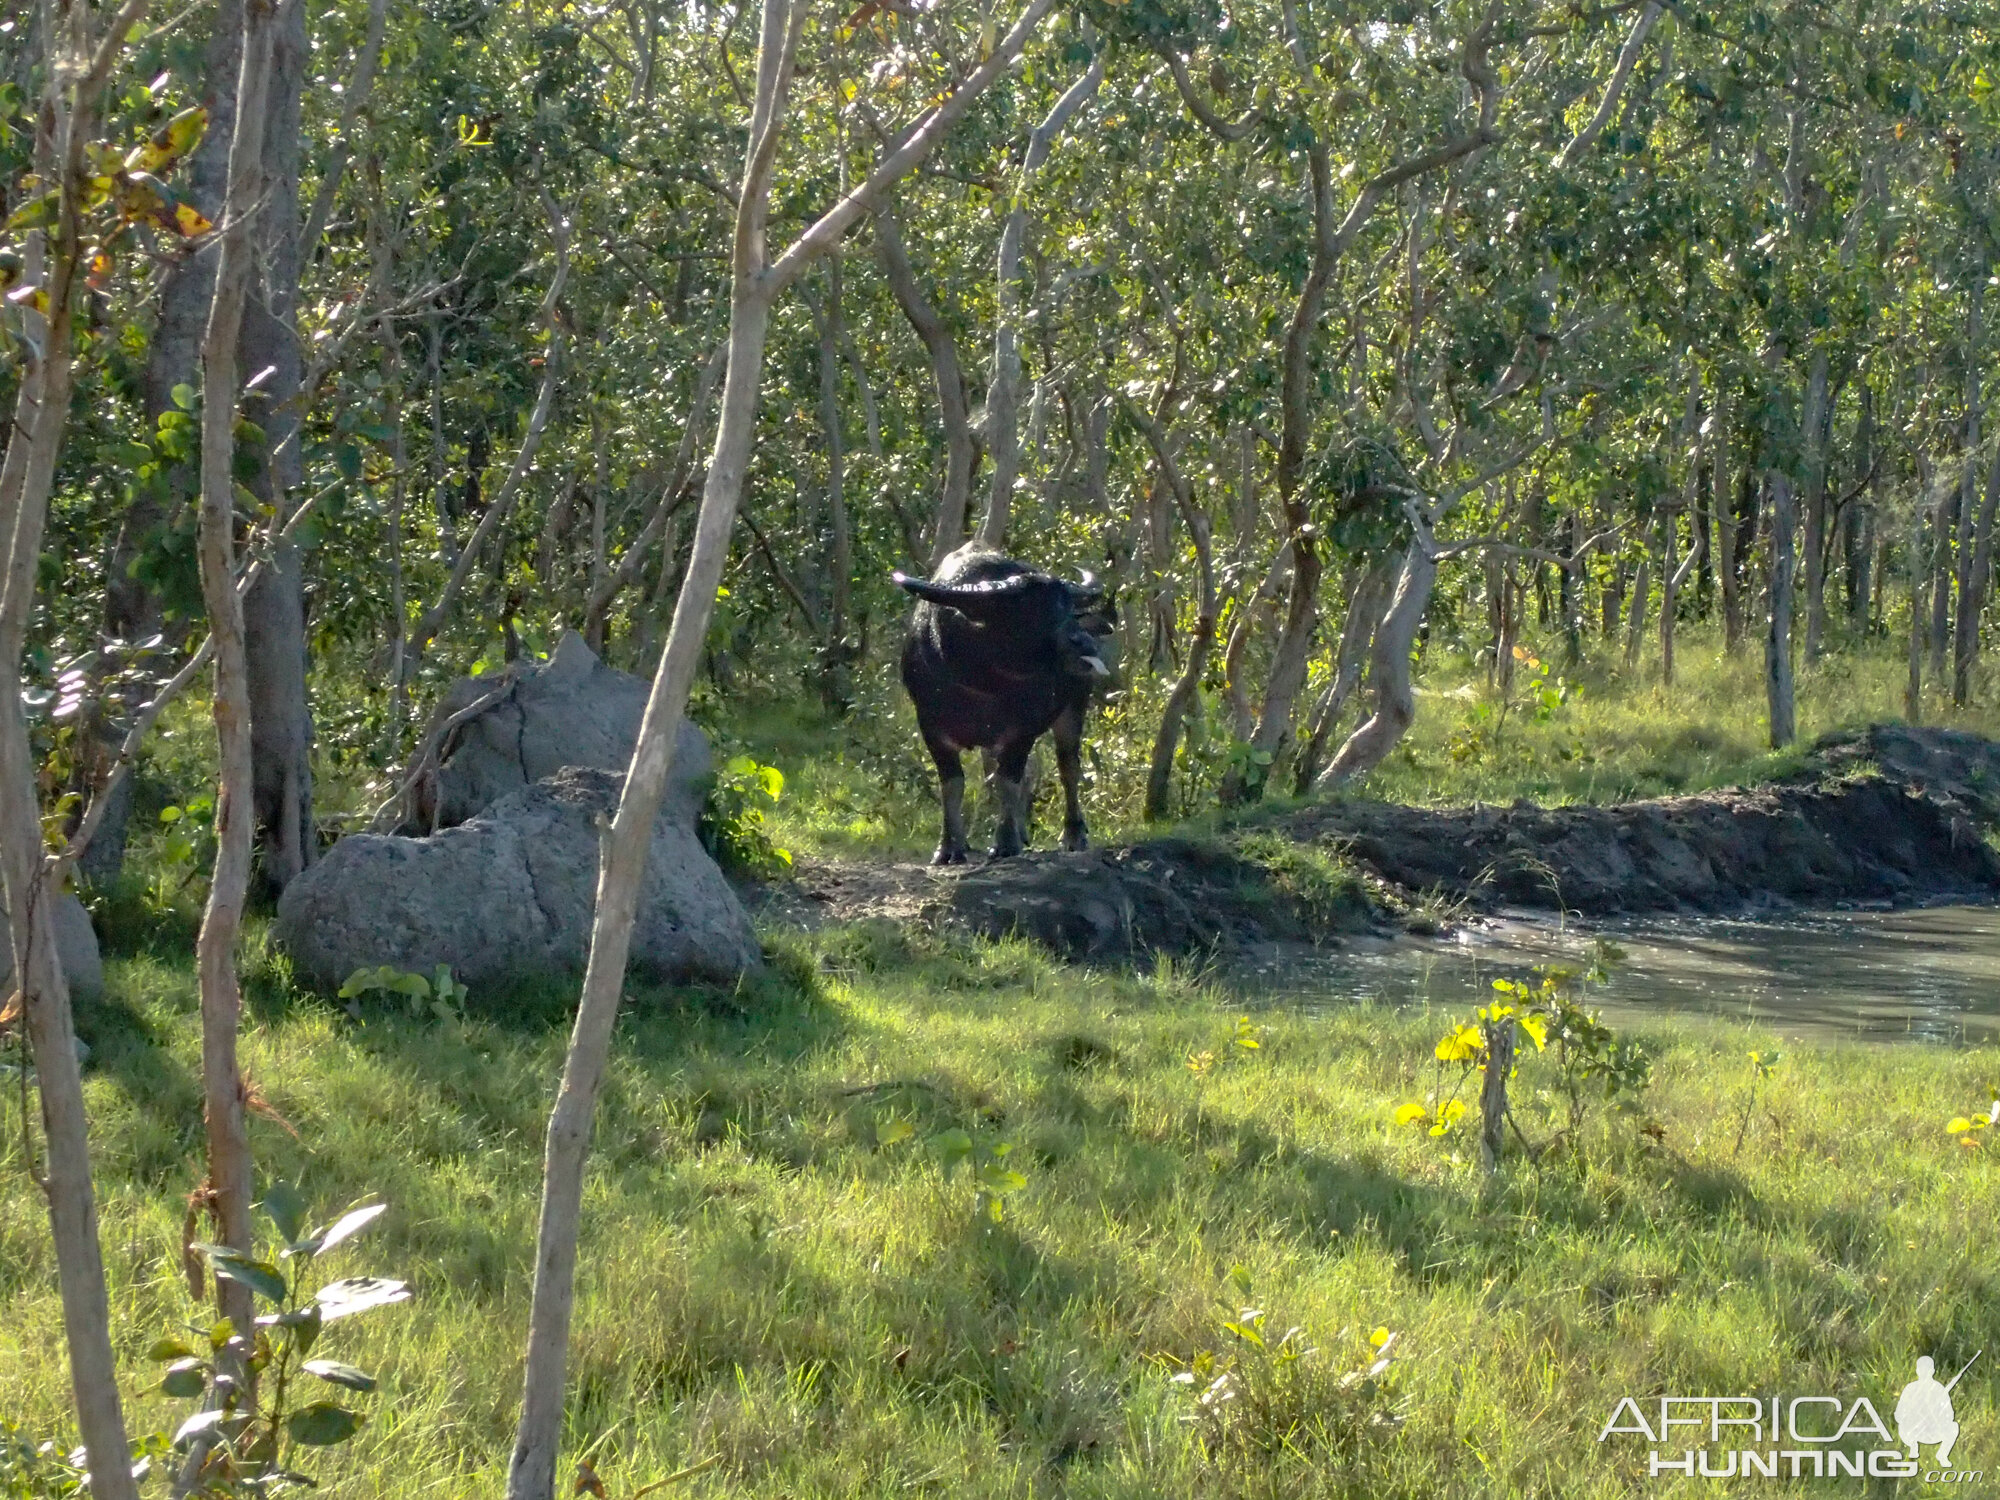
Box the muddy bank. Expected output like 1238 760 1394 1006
763 725 2000 961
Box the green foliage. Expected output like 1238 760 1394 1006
1946 1088 2000 1150
147 1185 407 1494
1396 952 1651 1163
338 964 469 1024
1168 1267 1401 1469
697 754 793 880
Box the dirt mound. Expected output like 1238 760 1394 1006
765 725 2000 959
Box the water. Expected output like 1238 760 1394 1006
1229 904 2000 1046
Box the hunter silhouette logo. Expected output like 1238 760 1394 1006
1598 1352 1984 1482
1898 1353 1978 1468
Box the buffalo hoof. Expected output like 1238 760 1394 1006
988 837 1024 860
1061 825 1089 852
931 845 967 866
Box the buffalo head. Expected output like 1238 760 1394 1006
893 564 1114 681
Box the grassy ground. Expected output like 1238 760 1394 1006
727 629 2000 866
6 913 2000 1497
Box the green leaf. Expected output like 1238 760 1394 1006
875 1118 913 1147
335 442 363 481
171 382 195 411
930 1128 974 1178
314 1275 412 1322
200 1247 288 1305
301 1359 377 1393
148 1335 197 1361
160 1358 208 1398
260 1181 308 1245
286 1402 364 1447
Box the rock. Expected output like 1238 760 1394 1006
276 767 760 993
0 894 103 1000
424 631 711 831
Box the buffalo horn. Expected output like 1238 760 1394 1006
891 569 1036 605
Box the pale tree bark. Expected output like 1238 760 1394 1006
1799 348 1831 662
1222 544 1289 741
1659 371 1703 685
193 0 279 1364
1956 436 2000 705
504 1 1057 1493
813 260 853 706
1621 552 1649 667
872 201 975 566
241 0 313 892
0 2 152 1489
1714 390 1743 652
1134 407 1215 823
1907 495 1927 723
1765 472 1798 747
1231 3 1502 799
1317 522 1440 787
976 44 1103 548
1554 0 1664 169
1296 562 1390 792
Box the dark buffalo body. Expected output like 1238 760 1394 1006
896 547 1114 864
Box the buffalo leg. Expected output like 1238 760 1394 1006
989 739 1033 858
926 739 969 865
1052 701 1088 851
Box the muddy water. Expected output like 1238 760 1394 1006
1231 904 2000 1045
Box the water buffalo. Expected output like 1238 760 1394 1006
894 546 1115 864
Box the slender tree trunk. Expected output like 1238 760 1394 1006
1298 563 1389 792
1317 532 1439 788
1908 501 1927 723
504 0 1056 1491
976 46 1104 549
1931 485 1956 683
873 203 977 566
0 5 151 1482
1137 416 1214 822
193 0 278 1359
1222 545 1288 742
1622 553 1650 668
815 260 852 708
1955 437 2000 705
1765 473 1797 747
1800 349 1831 662
241 0 313 892
1848 383 1875 627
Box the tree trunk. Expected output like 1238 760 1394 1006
815 260 852 709
503 0 1056 1490
1622 553 1650 668
239 0 313 893
1137 416 1215 822
0 7 151 1482
1907 501 1927 723
193 0 278 1364
1930 485 1956 683
976 47 1104 549
1954 436 2000 705
1847 383 1874 627
1297 562 1389 792
1800 348 1831 662
1765 473 1797 748
872 203 977 566
1318 532 1439 788
1222 545 1289 742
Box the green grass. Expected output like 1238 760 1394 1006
712 628 2000 867
7 916 2000 1496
